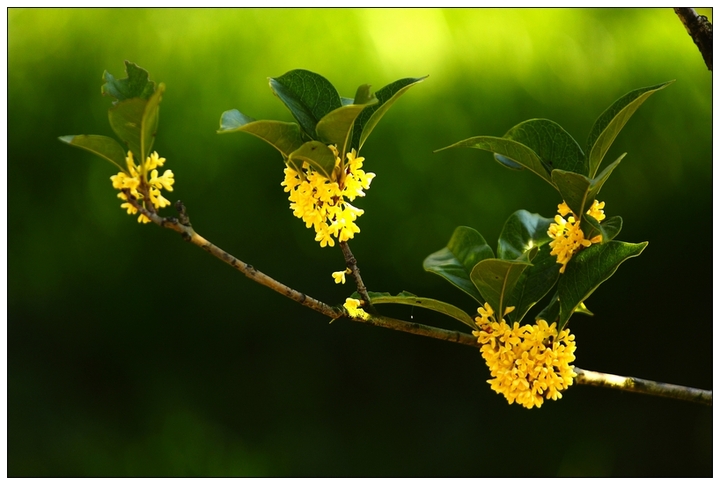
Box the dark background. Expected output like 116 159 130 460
8 8 712 476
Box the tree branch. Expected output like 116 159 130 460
125 193 711 406
674 7 713 70
573 367 712 405
339 240 375 312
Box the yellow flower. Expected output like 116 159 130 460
332 269 349 285
343 298 370 320
547 200 606 273
110 151 175 223
283 146 375 248
472 303 576 409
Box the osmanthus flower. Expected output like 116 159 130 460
332 268 350 284
343 298 370 320
281 145 375 248
548 200 606 273
110 151 175 224
472 303 577 409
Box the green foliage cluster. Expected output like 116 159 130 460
218 69 425 177
372 82 672 330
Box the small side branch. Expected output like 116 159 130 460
573 367 712 405
125 194 711 406
339 241 375 312
674 7 713 70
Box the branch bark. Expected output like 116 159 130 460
125 193 712 406
674 7 713 70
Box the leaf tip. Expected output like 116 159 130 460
58 135 75 144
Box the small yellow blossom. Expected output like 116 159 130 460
472 303 576 409
110 151 175 223
548 199 606 273
282 146 375 247
332 269 350 285
343 298 370 320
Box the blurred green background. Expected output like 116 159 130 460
8 8 712 477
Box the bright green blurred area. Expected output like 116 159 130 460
8 8 711 477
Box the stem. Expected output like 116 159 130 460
125 193 712 406
674 7 713 71
339 240 375 312
573 367 712 405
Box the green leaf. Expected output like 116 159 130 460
316 98 377 158
353 84 375 105
367 291 476 330
601 216 623 241
352 76 426 151
587 153 626 203
58 134 128 172
551 169 591 217
536 291 560 323
107 83 165 166
505 245 560 323
586 80 674 177
574 302 594 317
218 109 305 159
437 136 552 185
470 258 532 316
268 69 342 139
287 141 337 179
101 60 155 103
497 210 554 260
503 119 587 175
108 97 146 162
423 226 494 303
557 241 647 329
552 152 626 218
140 82 164 165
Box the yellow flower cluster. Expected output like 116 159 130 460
110 151 175 223
548 200 606 273
343 298 370 320
472 303 576 409
281 146 375 247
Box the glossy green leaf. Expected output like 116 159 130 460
107 83 164 166
504 119 587 175
287 141 337 179
601 216 623 241
536 291 560 323
367 291 476 330
470 258 532 315
340 97 355 106
423 226 494 303
101 61 155 103
574 302 594 317
586 80 674 177
551 169 591 217
353 84 375 105
505 245 560 323
58 134 128 172
268 69 342 139
587 153 626 203
552 152 625 218
140 82 164 166
557 241 647 329
108 97 146 163
217 109 305 160
437 136 551 184
497 210 554 260
316 99 377 158
352 76 426 150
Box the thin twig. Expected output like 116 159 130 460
674 7 713 70
573 367 712 405
339 240 376 313
125 193 712 405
